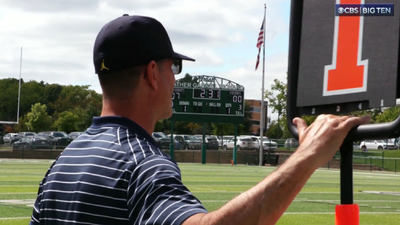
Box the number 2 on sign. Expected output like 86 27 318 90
323 0 368 96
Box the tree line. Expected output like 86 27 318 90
0 76 254 136
4 74 396 138
0 78 102 134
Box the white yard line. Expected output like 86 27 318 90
319 169 400 177
0 192 36 195
0 217 31 220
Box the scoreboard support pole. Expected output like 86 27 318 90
233 124 238 165
335 141 359 225
169 121 175 161
201 123 207 164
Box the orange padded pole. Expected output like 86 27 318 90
335 204 359 225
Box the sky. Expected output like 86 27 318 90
0 0 291 121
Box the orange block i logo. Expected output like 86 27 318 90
323 0 369 96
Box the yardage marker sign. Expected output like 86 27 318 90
295 0 400 114
324 0 368 96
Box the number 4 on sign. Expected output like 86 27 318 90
323 0 368 96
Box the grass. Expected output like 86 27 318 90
1 159 400 224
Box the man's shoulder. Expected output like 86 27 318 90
66 126 168 165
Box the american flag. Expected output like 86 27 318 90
255 17 265 71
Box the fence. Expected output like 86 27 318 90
2 142 400 173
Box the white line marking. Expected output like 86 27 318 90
318 169 400 177
0 217 31 220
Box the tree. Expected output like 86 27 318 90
154 121 164 132
242 102 252 134
264 78 289 139
265 120 282 139
212 123 235 136
13 115 30 132
2 125 13 133
301 115 317 126
75 92 103 131
43 83 63 115
20 81 46 118
375 106 400 123
53 110 81 133
50 85 94 114
0 78 20 121
26 103 53 132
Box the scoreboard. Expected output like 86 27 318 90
169 76 245 123
172 88 244 116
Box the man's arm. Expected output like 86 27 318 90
183 114 371 225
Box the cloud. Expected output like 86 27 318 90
0 0 290 122
211 52 288 120
0 0 99 12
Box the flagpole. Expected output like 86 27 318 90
259 4 267 166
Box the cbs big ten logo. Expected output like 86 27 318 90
337 6 360 15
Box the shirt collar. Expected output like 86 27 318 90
91 116 158 146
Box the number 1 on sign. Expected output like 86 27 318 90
323 0 368 96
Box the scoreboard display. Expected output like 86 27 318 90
169 77 245 123
172 88 244 116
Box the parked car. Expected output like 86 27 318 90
169 134 202 150
353 142 361 150
12 136 51 150
193 135 219 150
251 136 278 151
69 132 83 140
37 131 72 146
152 132 180 150
223 137 258 150
0 132 3 145
285 138 299 148
359 139 396 150
10 132 37 144
217 135 234 147
3 133 18 143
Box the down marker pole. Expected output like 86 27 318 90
335 141 359 225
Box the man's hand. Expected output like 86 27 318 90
184 114 371 225
293 114 371 168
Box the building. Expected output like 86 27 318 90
245 99 268 135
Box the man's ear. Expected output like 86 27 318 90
145 61 159 90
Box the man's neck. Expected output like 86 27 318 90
100 100 156 135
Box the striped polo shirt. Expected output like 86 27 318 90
30 116 207 225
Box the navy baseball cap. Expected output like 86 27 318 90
93 14 194 75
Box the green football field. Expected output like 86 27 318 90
1 159 400 225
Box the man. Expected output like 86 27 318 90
30 14 370 225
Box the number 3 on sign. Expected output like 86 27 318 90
323 0 368 96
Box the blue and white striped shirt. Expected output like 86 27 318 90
30 116 207 225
